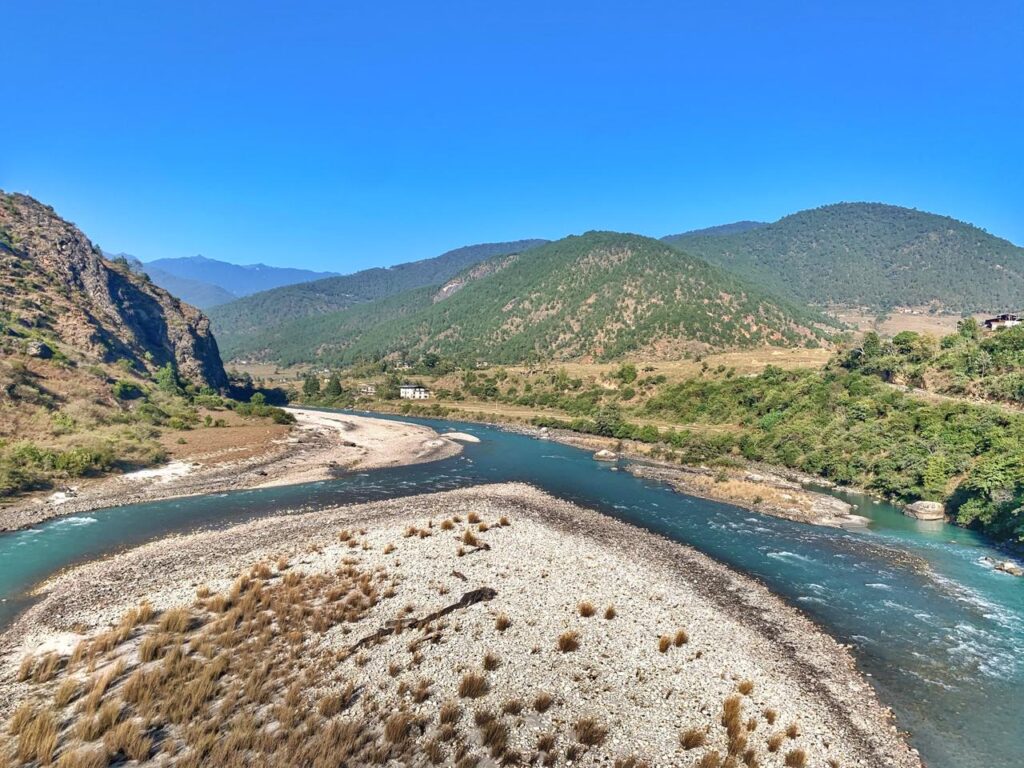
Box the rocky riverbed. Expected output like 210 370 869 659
0 484 920 767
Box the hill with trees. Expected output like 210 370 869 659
210 239 547 353
239 231 833 366
664 203 1024 312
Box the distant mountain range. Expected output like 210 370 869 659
105 253 339 309
223 232 832 366
208 240 549 354
664 203 1024 312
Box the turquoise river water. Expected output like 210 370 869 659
1 411 1022 768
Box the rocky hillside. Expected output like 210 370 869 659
210 239 548 355
244 231 833 366
1 193 227 389
665 203 1024 312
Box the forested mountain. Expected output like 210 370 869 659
210 239 548 353
662 220 767 239
236 232 832 366
665 203 1024 311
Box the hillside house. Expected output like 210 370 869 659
983 313 1021 330
399 384 431 400
358 384 377 396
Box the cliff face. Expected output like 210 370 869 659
0 193 228 389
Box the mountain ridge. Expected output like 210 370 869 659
665 202 1024 312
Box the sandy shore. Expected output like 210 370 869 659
0 409 461 532
0 483 919 767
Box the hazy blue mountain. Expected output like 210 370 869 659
146 255 338 299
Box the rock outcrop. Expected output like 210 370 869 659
0 193 228 389
904 501 945 521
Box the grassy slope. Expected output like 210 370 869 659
665 202 1024 312
210 239 548 354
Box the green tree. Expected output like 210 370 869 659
302 375 321 398
324 375 343 398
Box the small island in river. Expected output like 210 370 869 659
0 473 920 767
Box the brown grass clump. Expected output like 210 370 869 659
14 707 59 765
557 631 580 652
578 601 596 618
574 717 608 747
737 679 754 695
533 691 554 713
680 727 706 749
103 719 152 761
501 698 524 715
674 629 689 646
156 606 190 633
604 605 617 620
786 722 800 739
462 530 479 547
763 708 777 725
16 654 35 682
55 746 107 768
697 751 723 768
483 651 501 671
477 522 489 533
53 677 81 707
441 519 455 531
499 515 510 526
785 749 808 768
384 711 414 743
480 718 509 757
468 512 481 524
495 612 512 632
767 733 785 752
459 671 489 698
440 700 462 725
658 635 671 653
424 737 446 764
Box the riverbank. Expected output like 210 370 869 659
0 483 919 767
0 409 462 533
360 403 878 529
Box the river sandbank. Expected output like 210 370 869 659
0 483 919 767
0 409 461 533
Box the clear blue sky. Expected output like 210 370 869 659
2 1 1022 271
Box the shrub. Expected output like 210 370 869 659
557 631 580 652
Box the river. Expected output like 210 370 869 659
1 411 1022 768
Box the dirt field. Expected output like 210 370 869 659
832 308 983 338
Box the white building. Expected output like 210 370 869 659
399 384 431 400
984 313 1021 330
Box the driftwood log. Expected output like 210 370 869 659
348 588 497 652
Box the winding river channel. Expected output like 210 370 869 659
1 411 1022 768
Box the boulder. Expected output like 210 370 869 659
904 501 945 521
593 449 617 461
995 561 1024 577
26 340 52 359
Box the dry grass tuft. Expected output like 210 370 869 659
767 733 785 753
384 711 414 744
578 601 596 618
574 717 608 747
737 679 754 695
763 708 777 725
482 651 501 671
533 691 555 713
680 727 706 749
674 629 689 646
786 722 800 739
441 519 455 531
785 748 808 768
658 635 671 653
14 706 59 765
557 631 580 653
499 515 510 526
103 719 152 761
156 606 190 633
53 677 81 707
697 750 722 768
495 612 512 632
501 698 524 715
467 512 481 524
604 605 617 620
459 671 489 698
440 699 462 725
